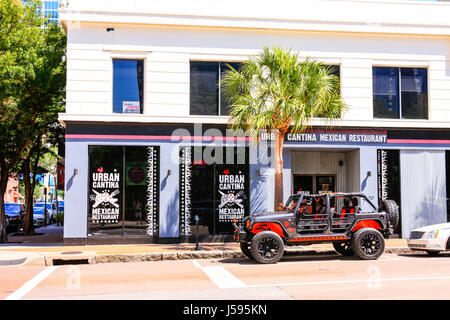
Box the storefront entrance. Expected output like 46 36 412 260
179 146 249 238
293 175 336 195
87 146 160 240
291 149 360 196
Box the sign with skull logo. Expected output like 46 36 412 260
215 166 249 229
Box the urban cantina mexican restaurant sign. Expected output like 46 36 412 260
261 129 387 144
89 167 121 224
216 167 249 224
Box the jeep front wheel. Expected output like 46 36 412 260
240 242 254 259
250 231 284 264
333 241 354 256
351 228 385 260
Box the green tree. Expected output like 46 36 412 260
0 0 44 242
18 23 66 236
0 0 65 241
221 46 346 209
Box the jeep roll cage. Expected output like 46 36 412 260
283 192 378 214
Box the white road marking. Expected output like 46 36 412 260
4 266 58 300
192 260 246 289
248 275 450 288
236 254 406 266
379 255 398 261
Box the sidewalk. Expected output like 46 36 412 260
0 225 410 266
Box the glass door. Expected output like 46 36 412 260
293 175 313 195
316 175 335 194
293 174 335 194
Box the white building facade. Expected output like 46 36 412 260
58 0 450 245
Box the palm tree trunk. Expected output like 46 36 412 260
274 130 285 211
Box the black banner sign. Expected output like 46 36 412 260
89 168 121 224
261 129 387 144
215 165 249 232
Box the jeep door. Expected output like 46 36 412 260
296 195 330 235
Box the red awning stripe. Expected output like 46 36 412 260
65 134 251 141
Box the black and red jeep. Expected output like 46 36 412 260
233 192 399 263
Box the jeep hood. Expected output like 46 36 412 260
251 211 292 221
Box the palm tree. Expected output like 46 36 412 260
221 46 346 210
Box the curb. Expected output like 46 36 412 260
93 249 341 264
8 247 415 266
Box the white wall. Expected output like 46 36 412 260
400 150 447 238
64 20 450 126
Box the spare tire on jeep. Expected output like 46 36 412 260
381 199 399 230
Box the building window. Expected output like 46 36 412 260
325 64 340 82
43 0 59 26
179 146 249 237
113 59 144 114
190 61 242 116
88 146 160 237
373 67 428 119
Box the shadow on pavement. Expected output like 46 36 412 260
398 252 450 259
218 252 360 265
1 224 63 247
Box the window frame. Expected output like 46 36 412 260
189 60 243 116
111 57 146 115
372 66 429 120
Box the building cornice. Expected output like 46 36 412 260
59 0 450 36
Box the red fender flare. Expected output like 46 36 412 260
352 220 382 232
251 222 285 238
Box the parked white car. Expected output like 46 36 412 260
407 222 450 255
32 202 54 227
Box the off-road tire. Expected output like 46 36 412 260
382 199 399 230
250 231 284 264
333 241 354 256
351 228 385 260
240 242 254 259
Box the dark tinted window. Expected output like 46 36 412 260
220 62 242 115
400 68 428 119
373 67 427 119
325 64 340 81
190 61 219 115
113 59 144 114
190 61 242 116
373 67 400 118
88 146 160 237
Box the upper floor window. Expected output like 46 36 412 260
190 61 242 116
113 59 144 114
373 67 427 119
325 64 340 82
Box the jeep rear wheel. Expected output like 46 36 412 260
351 228 385 260
333 241 354 256
250 231 284 264
240 242 253 259
382 199 399 230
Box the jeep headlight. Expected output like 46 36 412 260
425 230 439 239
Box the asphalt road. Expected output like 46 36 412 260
1 252 450 300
